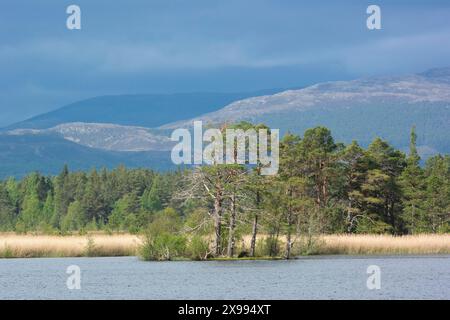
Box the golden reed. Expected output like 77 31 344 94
0 233 448 258
0 233 141 258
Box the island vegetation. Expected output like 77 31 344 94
0 124 448 260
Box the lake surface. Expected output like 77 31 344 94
0 255 449 299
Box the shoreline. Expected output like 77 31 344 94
2 254 450 262
1 233 449 259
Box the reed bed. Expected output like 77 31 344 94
0 233 141 258
0 233 448 258
319 234 450 255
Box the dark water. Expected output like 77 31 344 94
0 255 449 299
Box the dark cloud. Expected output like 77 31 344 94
0 0 449 126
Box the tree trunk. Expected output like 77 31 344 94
346 199 353 233
284 228 292 259
250 213 258 257
269 227 280 257
284 187 295 260
250 190 261 257
389 200 396 233
213 193 223 256
227 193 237 257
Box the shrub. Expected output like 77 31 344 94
437 223 450 234
187 235 210 260
255 237 282 257
37 222 58 235
14 221 27 234
184 209 213 235
356 218 394 234
85 218 98 232
139 232 186 261
84 236 97 257
292 235 325 256
139 207 186 261
124 214 139 234
0 244 14 258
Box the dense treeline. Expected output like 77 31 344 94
0 124 448 259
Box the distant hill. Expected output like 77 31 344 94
7 122 173 152
1 68 449 178
5 90 283 130
163 67 450 156
0 134 172 179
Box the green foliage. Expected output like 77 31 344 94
16 192 41 232
423 155 450 232
84 235 97 257
61 201 86 232
140 232 187 261
108 193 140 231
139 207 186 261
85 217 99 232
0 184 15 230
0 244 14 258
399 126 427 233
141 175 163 212
187 235 210 260
0 125 447 263
356 218 394 234
255 237 282 257
184 209 213 235
292 235 325 256
41 193 54 225
81 169 108 224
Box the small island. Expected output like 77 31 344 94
1 126 448 260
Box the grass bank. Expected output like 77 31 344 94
0 233 448 258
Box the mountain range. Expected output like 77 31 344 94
1 67 449 178
5 90 282 130
164 67 450 156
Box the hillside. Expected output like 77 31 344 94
162 68 450 156
1 68 449 178
5 90 282 130
7 123 173 152
0 134 173 178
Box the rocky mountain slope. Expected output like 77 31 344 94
5 90 282 130
162 67 450 156
1 67 449 177
8 122 173 152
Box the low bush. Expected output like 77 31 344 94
187 235 210 260
139 232 186 261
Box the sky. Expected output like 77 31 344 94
0 0 449 126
